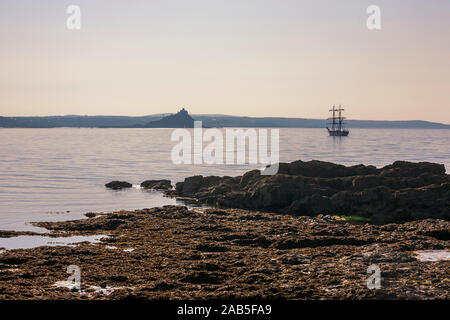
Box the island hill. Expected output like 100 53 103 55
141 108 195 128
1 109 449 129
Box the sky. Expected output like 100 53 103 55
0 0 449 123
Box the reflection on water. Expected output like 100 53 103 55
0 234 108 250
0 128 448 231
414 250 450 262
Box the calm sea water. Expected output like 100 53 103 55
0 128 448 232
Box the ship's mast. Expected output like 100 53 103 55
329 105 336 131
338 105 345 130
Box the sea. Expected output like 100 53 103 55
0 128 448 232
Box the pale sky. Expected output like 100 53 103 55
1 0 449 123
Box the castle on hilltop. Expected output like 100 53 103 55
145 108 195 128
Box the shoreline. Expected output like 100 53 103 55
1 159 449 299
166 160 450 224
0 206 449 299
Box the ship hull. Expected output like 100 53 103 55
327 129 349 136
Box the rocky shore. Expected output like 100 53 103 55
0 206 448 299
168 160 449 223
0 160 448 300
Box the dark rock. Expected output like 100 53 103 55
288 194 332 216
380 161 445 177
279 160 378 178
105 181 132 190
352 175 384 189
240 170 261 185
175 176 203 195
140 179 171 190
168 160 449 223
175 175 222 196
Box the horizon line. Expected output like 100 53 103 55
1 113 449 126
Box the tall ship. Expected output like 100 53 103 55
326 105 349 136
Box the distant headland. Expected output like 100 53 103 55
0 109 449 129
143 108 195 128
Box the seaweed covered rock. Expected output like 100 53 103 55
278 160 378 178
105 181 132 190
175 175 224 196
168 160 449 223
140 179 172 190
